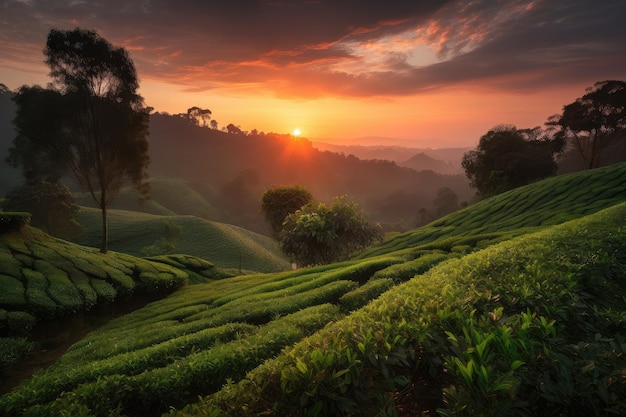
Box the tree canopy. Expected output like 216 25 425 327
547 80 626 169
462 125 563 198
261 185 313 238
8 28 150 253
1 181 81 239
279 196 381 266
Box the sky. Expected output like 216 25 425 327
1 0 626 148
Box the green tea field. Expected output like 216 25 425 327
1 162 625 416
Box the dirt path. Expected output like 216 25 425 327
1 291 171 394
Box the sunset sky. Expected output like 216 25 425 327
1 0 626 148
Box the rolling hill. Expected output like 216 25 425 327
72 207 290 274
1 162 624 416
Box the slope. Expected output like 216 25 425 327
0 217 227 382
359 161 626 259
73 207 290 273
1 164 625 416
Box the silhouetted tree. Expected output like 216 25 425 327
462 125 563 198
226 123 242 134
279 196 381 266
547 80 626 169
261 185 313 238
176 106 212 127
2 181 81 238
210 119 218 130
8 28 150 253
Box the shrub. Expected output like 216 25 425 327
6 311 36 337
338 278 394 312
0 337 34 379
0 212 31 234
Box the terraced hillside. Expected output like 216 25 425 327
0 220 230 381
1 163 625 416
359 161 626 259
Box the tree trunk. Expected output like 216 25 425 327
100 206 108 254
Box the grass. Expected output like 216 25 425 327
1 163 625 416
73 176 221 219
73 208 290 273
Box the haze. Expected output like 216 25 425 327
2 0 626 147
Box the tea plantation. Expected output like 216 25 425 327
0 162 625 416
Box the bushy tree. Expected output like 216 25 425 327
547 80 626 169
279 196 381 266
8 28 150 253
462 125 563 198
261 185 313 238
2 181 82 238
176 106 212 127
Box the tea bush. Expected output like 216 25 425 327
169 202 626 417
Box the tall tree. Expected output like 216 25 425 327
547 80 626 169
261 185 313 238
8 28 150 253
462 125 563 198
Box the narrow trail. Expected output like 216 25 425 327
0 291 173 394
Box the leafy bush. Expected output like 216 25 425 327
373 252 451 283
338 278 394 312
5 311 36 337
168 202 626 417
0 337 34 380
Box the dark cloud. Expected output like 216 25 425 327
1 0 625 98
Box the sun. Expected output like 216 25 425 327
292 128 301 136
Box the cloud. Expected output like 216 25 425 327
1 0 625 99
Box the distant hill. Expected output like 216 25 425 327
312 141 469 173
399 151 461 174
73 207 290 273
147 113 474 230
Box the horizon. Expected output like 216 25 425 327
2 1 626 148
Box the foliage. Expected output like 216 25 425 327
547 80 626 169
140 219 182 257
462 125 563 197
0 212 30 234
8 28 150 253
175 106 212 127
0 255 402 416
0 337 34 380
2 164 626 416
260 184 313 238
0 226 189 339
167 202 626 417
279 196 382 266
360 161 626 259
2 182 81 239
145 254 233 285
